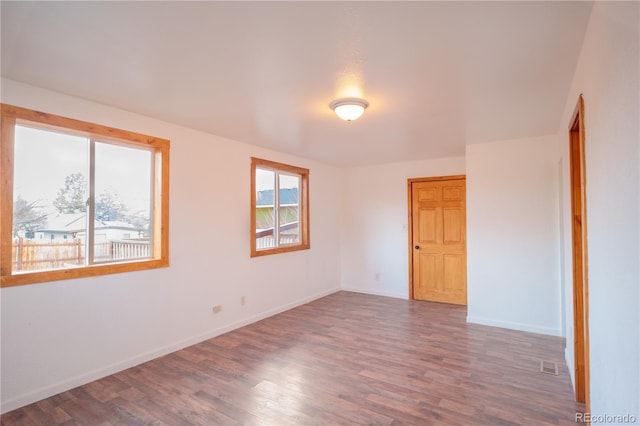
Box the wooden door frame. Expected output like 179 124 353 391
569 94 590 411
407 175 466 299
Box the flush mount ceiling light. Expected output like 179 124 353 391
329 98 369 121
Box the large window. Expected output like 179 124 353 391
251 157 309 257
1 104 170 287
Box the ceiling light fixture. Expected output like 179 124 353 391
329 98 369 121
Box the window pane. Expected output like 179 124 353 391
250 158 308 257
94 142 152 262
255 168 275 250
2 106 170 286
279 173 300 245
12 125 88 272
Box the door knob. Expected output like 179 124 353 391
415 245 420 249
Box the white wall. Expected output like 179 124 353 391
4 4 638 418
466 135 562 336
0 79 343 413
558 1 639 419
340 157 465 299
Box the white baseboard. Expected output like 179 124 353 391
341 286 408 300
466 315 562 337
0 287 340 414
202 287 341 341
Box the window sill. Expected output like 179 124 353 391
251 244 310 258
0 258 169 287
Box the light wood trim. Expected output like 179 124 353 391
251 244 310 257
569 94 590 413
301 163 310 248
160 146 170 262
250 158 258 256
1 104 168 149
408 175 466 184
0 114 16 279
1 259 169 287
251 157 310 177
0 104 170 287
250 157 310 258
407 175 466 299
407 180 414 299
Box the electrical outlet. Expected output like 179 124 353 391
212 305 222 314
240 296 246 306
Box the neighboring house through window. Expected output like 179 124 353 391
251 157 309 257
0 104 170 287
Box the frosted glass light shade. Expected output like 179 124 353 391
330 98 369 121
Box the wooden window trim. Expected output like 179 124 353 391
251 157 309 257
0 104 170 287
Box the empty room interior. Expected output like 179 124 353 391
1 1 638 425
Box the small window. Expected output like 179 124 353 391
1 104 170 287
251 157 309 257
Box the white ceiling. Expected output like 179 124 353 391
1 1 593 167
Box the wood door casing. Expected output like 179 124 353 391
569 94 590 410
409 177 467 305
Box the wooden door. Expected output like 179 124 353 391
409 177 467 305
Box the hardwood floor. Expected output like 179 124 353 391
2 291 583 425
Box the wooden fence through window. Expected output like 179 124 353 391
11 238 151 272
255 222 299 249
